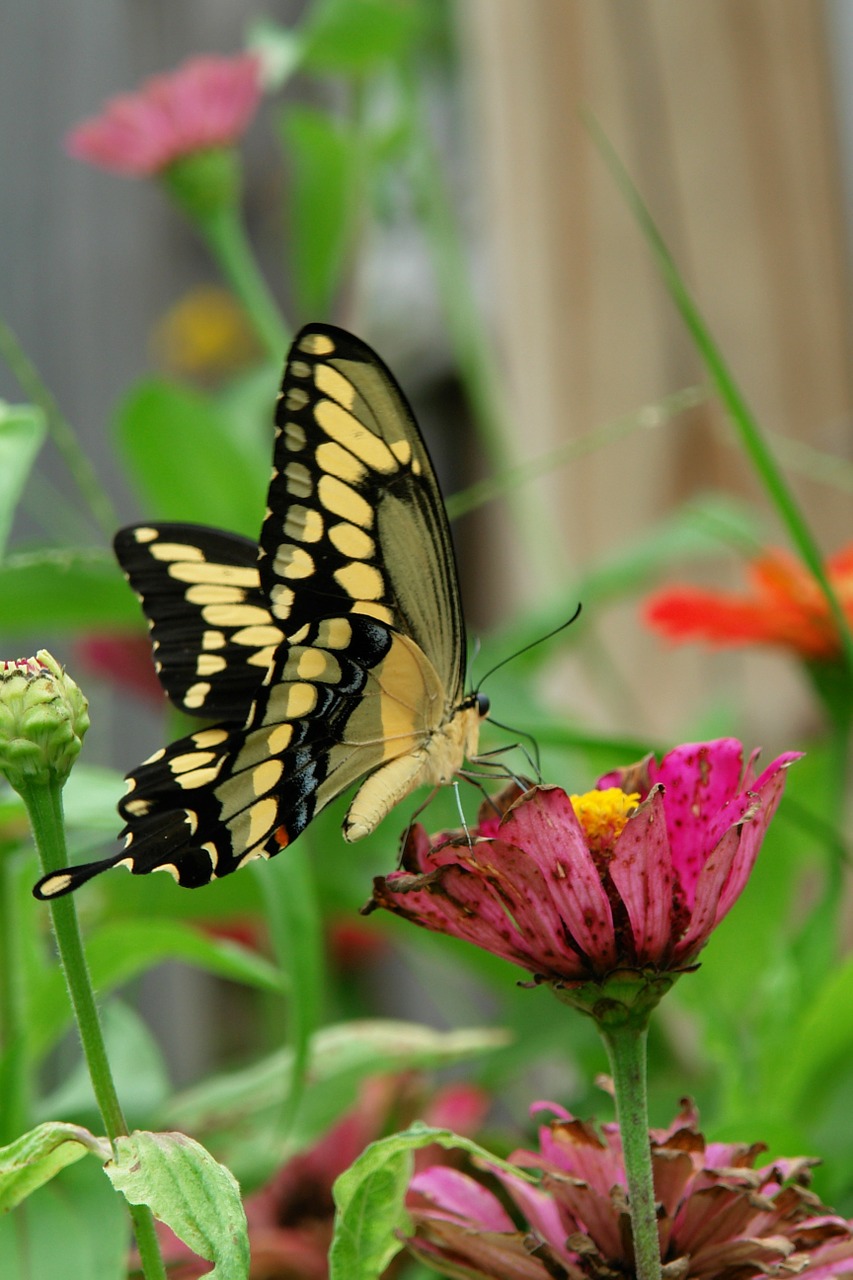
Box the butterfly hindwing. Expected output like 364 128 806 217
113 523 283 721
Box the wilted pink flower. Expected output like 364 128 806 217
369 740 799 992
406 1101 853 1279
65 53 262 176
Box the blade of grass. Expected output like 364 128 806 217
585 111 853 678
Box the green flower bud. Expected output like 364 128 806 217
0 651 90 789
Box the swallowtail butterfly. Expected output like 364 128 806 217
34 325 487 899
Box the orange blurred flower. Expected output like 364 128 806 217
644 545 853 661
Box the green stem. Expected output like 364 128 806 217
586 113 853 679
21 777 166 1280
0 850 30 1142
0 315 117 540
599 1022 662 1280
197 205 291 362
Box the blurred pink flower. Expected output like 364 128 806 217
74 633 165 705
369 740 799 989
65 53 262 176
406 1101 853 1279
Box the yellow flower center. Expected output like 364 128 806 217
570 788 640 856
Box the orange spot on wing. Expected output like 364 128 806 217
274 826 290 848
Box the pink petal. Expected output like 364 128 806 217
650 740 745 890
409 1167 515 1232
672 825 743 963
608 788 675 964
496 788 617 969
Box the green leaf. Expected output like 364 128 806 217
300 0 423 73
0 547 137 632
0 1121 107 1212
330 1125 533 1279
0 1157 129 1280
30 919 284 1062
0 402 46 558
114 379 266 536
106 1130 249 1279
165 1020 510 1182
280 106 362 317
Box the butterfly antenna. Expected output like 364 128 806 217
473 603 582 693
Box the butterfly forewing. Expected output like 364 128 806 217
260 325 466 705
113 523 283 721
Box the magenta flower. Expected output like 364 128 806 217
65 53 262 176
406 1101 853 1279
369 740 799 994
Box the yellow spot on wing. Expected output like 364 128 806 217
315 400 397 473
329 522 374 560
335 561 384 601
168 562 258 587
390 439 413 467
134 527 158 543
192 728 229 747
202 630 226 650
175 765 221 789
316 440 367 485
232 625 284 647
316 618 352 649
285 505 324 543
197 653 227 676
247 797 278 846
299 332 335 355
270 584 294 619
150 542 205 561
318 475 373 528
268 722 293 753
201 604 271 627
171 751 216 773
285 462 312 497
284 421 306 450
185 681 211 709
351 601 395 626
252 758 284 796
274 545 315 579
314 363 356 407
297 648 340 682
187 584 245 606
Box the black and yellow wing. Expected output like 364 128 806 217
33 325 485 900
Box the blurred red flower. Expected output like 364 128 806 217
66 53 262 176
74 633 164 705
644 545 853 661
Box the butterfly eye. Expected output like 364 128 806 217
476 692 490 718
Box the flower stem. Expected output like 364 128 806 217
197 205 291 361
599 1021 662 1280
20 777 166 1280
0 850 30 1142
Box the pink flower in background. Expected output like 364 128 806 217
369 740 799 988
74 633 165 705
406 1101 853 1279
66 53 262 176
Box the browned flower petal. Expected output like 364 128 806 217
406 1218 560 1279
688 1233 795 1279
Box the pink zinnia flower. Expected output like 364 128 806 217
406 1101 853 1279
65 53 262 176
369 740 799 992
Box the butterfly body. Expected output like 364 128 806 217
33 325 485 900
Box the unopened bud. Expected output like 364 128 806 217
0 651 89 789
